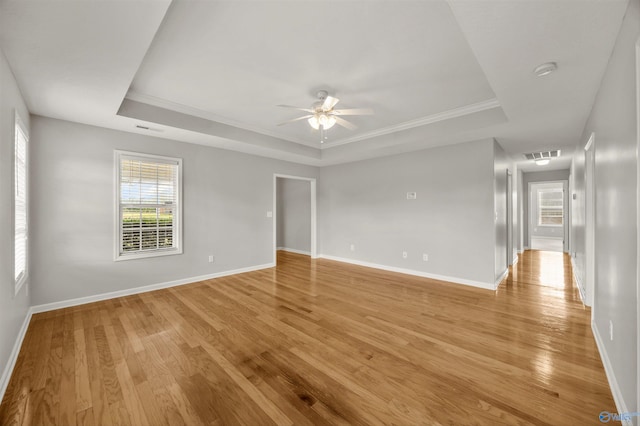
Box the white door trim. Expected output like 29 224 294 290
273 174 317 263
507 169 513 265
634 36 639 417
585 133 596 309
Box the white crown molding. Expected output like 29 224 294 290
321 98 501 149
125 91 501 152
125 91 314 147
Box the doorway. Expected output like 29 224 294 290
273 174 317 264
528 181 568 253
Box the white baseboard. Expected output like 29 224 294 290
524 246 530 250
570 257 586 305
0 308 33 403
592 320 633 426
318 254 497 290
512 254 519 265
31 263 275 314
276 247 311 256
495 268 509 288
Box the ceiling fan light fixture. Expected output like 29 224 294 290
319 114 336 129
308 116 319 130
308 114 336 130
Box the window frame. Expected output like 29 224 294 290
114 150 183 261
14 111 28 295
537 187 564 227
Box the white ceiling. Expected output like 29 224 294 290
0 0 629 170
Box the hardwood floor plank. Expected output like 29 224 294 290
81 318 111 426
76 407 95 426
1 250 617 425
59 313 76 426
74 328 92 412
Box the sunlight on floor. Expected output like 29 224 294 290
531 237 564 252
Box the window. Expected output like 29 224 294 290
538 187 563 226
14 113 28 294
115 151 182 260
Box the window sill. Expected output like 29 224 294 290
114 248 183 262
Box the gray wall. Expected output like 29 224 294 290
0 49 31 388
522 169 570 247
29 116 318 305
276 178 311 253
571 0 638 416
318 138 496 286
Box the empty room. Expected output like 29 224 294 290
0 0 638 424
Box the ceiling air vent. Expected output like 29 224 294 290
524 150 560 161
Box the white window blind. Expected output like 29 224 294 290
14 114 28 293
116 152 182 260
538 188 563 226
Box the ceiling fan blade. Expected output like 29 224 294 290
334 116 357 130
332 108 375 116
277 104 315 113
277 115 313 126
322 96 340 111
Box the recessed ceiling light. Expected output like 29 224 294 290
534 62 558 77
535 159 550 166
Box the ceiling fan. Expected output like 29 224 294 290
277 90 374 142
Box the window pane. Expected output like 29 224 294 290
118 153 179 258
538 189 563 225
122 230 141 252
122 207 141 229
158 206 174 227
141 207 158 228
15 120 27 285
158 228 173 248
141 229 158 250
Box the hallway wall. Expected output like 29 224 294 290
570 0 639 417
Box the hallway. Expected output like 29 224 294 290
0 250 615 425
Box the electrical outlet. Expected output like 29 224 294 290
350 244 355 252
266 211 273 218
402 251 408 259
208 255 215 263
407 192 417 200
423 253 428 261
609 320 614 341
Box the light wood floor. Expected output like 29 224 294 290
1 250 614 425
